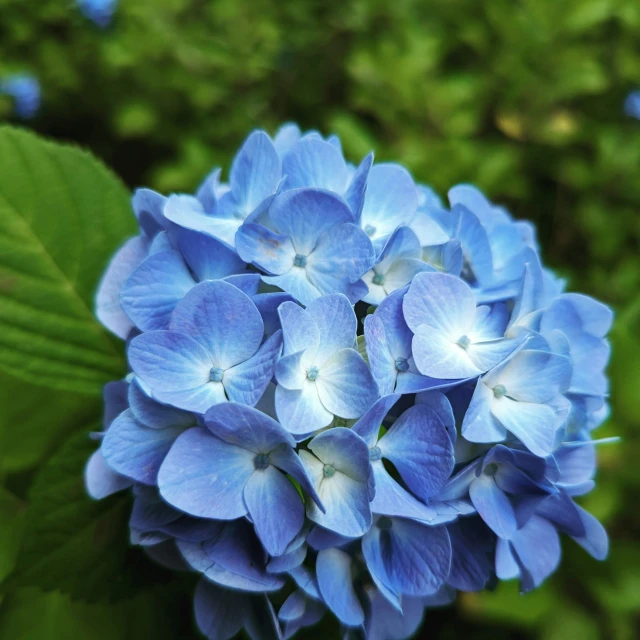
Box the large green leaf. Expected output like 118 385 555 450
0 126 134 396
6 430 187 603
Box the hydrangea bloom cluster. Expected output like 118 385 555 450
0 74 41 119
86 124 613 640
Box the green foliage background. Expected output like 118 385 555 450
1 0 639 638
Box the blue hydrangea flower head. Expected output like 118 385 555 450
87 124 615 640
0 74 41 119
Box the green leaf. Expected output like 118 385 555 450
0 126 134 396
0 487 27 584
6 430 184 603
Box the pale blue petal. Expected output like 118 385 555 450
491 396 556 457
230 130 281 215
282 138 349 193
96 236 149 339
308 427 371 481
270 188 353 255
222 273 261 296
152 381 227 414
483 349 572 403
205 401 294 452
121 249 195 331
415 391 456 444
84 449 132 499
102 409 186 485
403 271 476 337
253 292 295 337
195 167 222 213
379 404 454 500
363 315 397 396
170 280 264 369
469 474 517 539
412 324 482 379
235 223 296 274
384 259 433 294
269 445 325 511
129 330 212 392
158 427 254 519
316 348 379 419
223 330 283 406
495 538 520 581
305 294 357 367
263 270 321 307
465 337 523 374
571 505 608 560
306 223 375 293
275 351 307 390
275 382 333 434
410 210 449 246
316 548 364 626
461 379 508 443
245 466 304 556
451 205 494 286
301 450 371 537
361 164 418 243
469 303 510 341
277 301 320 356
370 463 437 523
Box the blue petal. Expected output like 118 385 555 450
195 167 222 213
222 273 261 296
371 286 414 358
152 382 227 415
121 249 195 331
132 188 167 238
128 378 195 429
450 204 494 286
344 152 373 219
379 404 454 500
229 130 281 215
483 349 572 403
447 517 495 590
363 518 451 596
351 394 401 447
316 348 379 419
129 330 212 393
273 123 301 157
263 270 321 307
360 164 418 244
204 401 295 452
102 379 130 429
282 138 349 193
84 449 132 499
415 391 457 444
267 544 307 574
403 271 476 337
410 210 449 247
571 505 608 560
270 188 353 255
245 466 305 556
275 351 306 390
305 294 357 367
267 447 323 513
365 589 425 640
301 454 371 537
275 382 333 434
370 463 437 523
461 379 508 443
316 548 364 626
490 396 556 457
277 301 320 356
223 330 283 406
412 324 483 379
194 578 248 640
509 515 561 591
306 224 375 296
174 225 245 281
102 409 186 485
496 538 520 580
235 223 296 274
308 427 371 481
170 280 264 369
363 315 397 396
96 236 149 339
253 292 295 337
469 474 517 539
158 427 254 519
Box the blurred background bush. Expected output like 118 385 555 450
1 0 639 638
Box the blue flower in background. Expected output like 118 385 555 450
87 124 615 640
77 0 118 27
0 74 40 119
624 90 640 119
